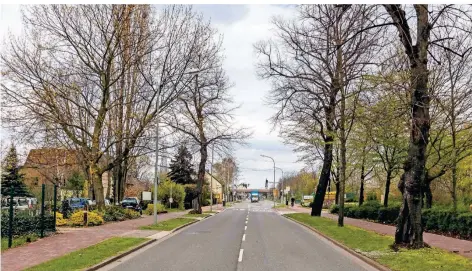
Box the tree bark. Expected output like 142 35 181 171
384 170 392 207
311 91 336 216
390 4 430 248
359 164 365 206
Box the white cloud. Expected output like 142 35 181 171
201 5 305 188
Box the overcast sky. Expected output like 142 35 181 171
0 4 307 189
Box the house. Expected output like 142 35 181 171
20 148 110 200
205 172 223 204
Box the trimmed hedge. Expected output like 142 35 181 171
330 202 472 239
1 211 54 237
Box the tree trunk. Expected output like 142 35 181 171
392 4 430 248
90 163 105 210
359 166 365 206
384 170 392 207
195 143 208 214
311 135 334 216
335 181 340 205
311 94 335 216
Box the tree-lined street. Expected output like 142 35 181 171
101 200 376 271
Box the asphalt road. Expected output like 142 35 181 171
103 200 378 271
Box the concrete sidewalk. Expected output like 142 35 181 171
277 204 472 259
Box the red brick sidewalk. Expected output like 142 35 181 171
1 211 186 271
278 205 472 259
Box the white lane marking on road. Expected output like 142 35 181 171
238 249 244 262
242 234 246 241
245 220 247 224
245 226 247 230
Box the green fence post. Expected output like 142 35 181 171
40 184 45 238
8 186 14 248
53 184 57 232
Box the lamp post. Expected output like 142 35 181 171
275 167 284 204
261 154 275 208
210 143 214 212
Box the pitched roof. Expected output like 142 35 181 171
23 148 81 168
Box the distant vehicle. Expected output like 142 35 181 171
121 197 142 215
1 197 31 210
250 191 259 203
63 197 90 210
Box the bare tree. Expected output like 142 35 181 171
1 5 204 209
165 15 250 213
255 5 382 224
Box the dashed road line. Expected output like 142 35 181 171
238 249 244 262
242 234 246 241
245 226 247 231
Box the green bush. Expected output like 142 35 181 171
123 209 141 219
330 204 339 214
145 203 166 215
1 211 54 237
377 205 400 224
157 180 185 209
330 202 472 239
422 207 471 239
96 206 142 222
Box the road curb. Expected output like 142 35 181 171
283 215 391 271
85 239 156 271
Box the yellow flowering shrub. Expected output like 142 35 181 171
55 212 68 226
70 211 104 226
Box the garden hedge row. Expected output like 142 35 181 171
1 211 54 237
330 201 472 239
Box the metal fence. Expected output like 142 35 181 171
1 184 57 249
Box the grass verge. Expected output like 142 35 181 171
184 213 210 218
1 234 40 251
166 208 185 213
285 213 472 271
24 237 147 271
139 217 195 231
273 203 287 209
203 211 217 214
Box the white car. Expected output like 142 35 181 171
1 198 31 210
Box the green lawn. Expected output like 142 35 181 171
203 211 217 214
184 213 210 218
139 217 195 231
285 213 472 271
25 237 147 271
166 208 185 213
1 234 39 251
273 203 288 209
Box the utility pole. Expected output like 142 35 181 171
210 143 214 211
261 154 275 208
153 95 160 225
276 167 284 204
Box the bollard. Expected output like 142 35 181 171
53 184 57 232
8 186 14 248
40 184 45 238
83 211 88 226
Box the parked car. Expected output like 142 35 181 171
121 197 142 215
1 197 31 211
63 197 89 210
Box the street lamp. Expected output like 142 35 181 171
153 68 200 224
261 154 275 208
275 167 284 204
